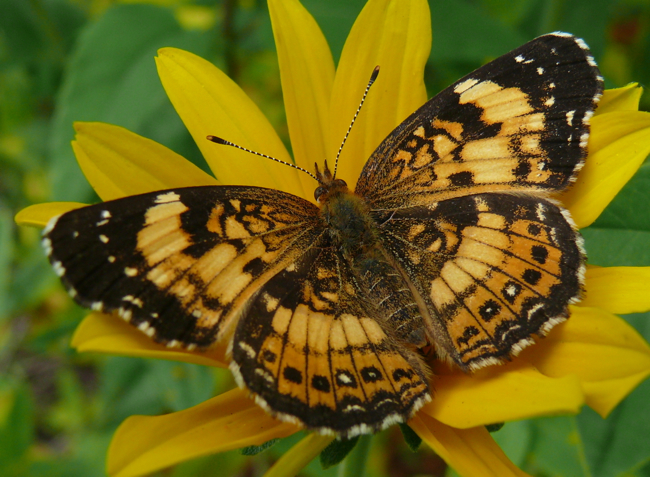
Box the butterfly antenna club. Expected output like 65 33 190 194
333 65 380 179
207 135 319 182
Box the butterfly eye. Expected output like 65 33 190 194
314 186 327 202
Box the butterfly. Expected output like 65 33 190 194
43 33 603 438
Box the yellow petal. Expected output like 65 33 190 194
561 111 650 228
71 313 227 368
155 48 305 198
523 306 650 417
331 0 431 186
269 0 335 197
107 388 299 477
263 433 334 477
73 122 218 201
582 266 650 314
422 361 583 428
410 414 531 477
596 84 642 115
15 202 86 228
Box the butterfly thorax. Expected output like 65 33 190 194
315 161 379 258
315 162 429 347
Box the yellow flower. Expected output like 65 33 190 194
15 0 650 476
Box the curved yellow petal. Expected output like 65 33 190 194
263 433 334 477
331 0 430 186
583 266 650 314
410 414 531 477
71 313 227 368
73 122 218 201
107 388 299 477
523 306 650 417
156 48 305 197
596 84 642 115
423 361 583 428
269 0 335 197
561 111 650 228
15 202 87 228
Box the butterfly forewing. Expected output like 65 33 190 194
44 186 322 348
356 33 603 209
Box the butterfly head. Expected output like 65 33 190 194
314 160 349 203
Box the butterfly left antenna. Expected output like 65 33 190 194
206 135 320 182
332 65 380 179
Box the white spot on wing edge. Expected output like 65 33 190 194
42 237 53 256
99 234 109 243
137 321 155 337
550 31 573 38
52 261 65 277
43 214 61 236
101 210 111 219
515 55 525 63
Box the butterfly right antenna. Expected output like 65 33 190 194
332 66 380 180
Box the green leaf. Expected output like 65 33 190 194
0 207 12 321
49 3 213 203
581 228 650 266
320 436 359 470
527 416 589 477
399 423 422 452
429 0 526 63
582 157 650 267
240 438 279 456
492 420 533 468
0 379 35 474
591 163 650 232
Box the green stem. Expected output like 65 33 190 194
338 435 371 477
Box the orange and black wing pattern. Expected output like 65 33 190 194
356 33 603 209
231 245 430 437
357 33 601 369
44 186 322 348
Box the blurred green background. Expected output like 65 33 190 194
1 0 650 476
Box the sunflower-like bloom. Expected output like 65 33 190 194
15 0 650 476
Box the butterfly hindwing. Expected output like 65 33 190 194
377 193 583 369
231 246 431 437
44 186 322 348
356 33 603 209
